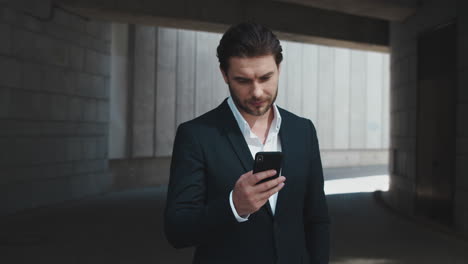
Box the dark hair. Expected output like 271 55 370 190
217 21 283 73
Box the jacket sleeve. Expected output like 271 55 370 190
304 120 330 264
164 123 239 249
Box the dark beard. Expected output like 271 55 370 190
227 83 278 117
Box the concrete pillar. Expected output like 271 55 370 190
333 48 351 149
155 27 177 156
131 25 156 157
388 0 468 236
317 46 334 149
109 23 129 159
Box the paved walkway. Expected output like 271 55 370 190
1 167 467 264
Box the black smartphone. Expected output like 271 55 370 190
253 151 283 184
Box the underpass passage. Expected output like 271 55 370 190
1 167 467 264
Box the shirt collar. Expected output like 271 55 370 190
227 97 282 138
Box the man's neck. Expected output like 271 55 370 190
239 106 274 143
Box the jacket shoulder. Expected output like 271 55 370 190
176 102 227 135
277 106 317 131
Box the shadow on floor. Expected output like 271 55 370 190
1 170 467 263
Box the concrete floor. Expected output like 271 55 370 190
1 167 467 264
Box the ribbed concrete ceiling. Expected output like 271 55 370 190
51 0 390 51
273 0 418 21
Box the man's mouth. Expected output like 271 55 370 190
250 100 265 107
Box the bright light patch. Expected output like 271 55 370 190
324 175 389 195
331 258 397 264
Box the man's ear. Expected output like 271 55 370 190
277 63 281 75
220 66 229 84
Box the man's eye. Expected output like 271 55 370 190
260 76 271 81
237 79 249 83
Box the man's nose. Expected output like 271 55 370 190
251 81 263 98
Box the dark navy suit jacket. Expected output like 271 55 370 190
164 99 330 264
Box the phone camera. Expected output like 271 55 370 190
257 155 263 162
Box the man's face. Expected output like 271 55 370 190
221 55 280 117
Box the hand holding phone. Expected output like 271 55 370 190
231 151 285 216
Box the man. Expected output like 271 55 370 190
164 22 330 264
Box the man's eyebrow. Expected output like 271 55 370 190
260 72 274 78
233 72 274 79
232 71 274 81
233 76 251 81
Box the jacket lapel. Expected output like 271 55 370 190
218 99 254 172
274 108 293 220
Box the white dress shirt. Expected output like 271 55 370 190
227 97 282 222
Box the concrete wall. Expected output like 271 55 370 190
458 0 468 235
387 0 468 235
0 3 112 215
108 25 390 188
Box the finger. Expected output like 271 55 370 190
241 170 253 180
258 182 285 201
249 170 277 185
254 176 286 192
